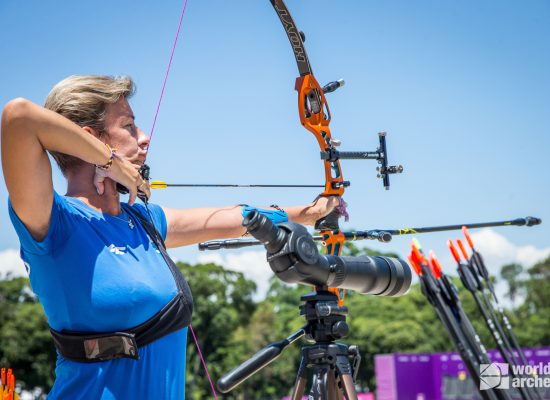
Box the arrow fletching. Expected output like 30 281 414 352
462 226 475 249
428 250 442 279
456 239 469 260
408 253 422 276
151 180 168 189
447 240 461 263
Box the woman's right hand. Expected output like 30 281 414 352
93 152 150 205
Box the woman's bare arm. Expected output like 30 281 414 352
163 197 338 248
1 98 124 240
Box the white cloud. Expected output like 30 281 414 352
196 251 274 301
0 248 28 280
467 229 550 307
470 229 550 274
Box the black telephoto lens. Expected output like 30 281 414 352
243 211 412 297
328 255 412 297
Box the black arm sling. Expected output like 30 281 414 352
49 205 193 362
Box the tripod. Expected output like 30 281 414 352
218 289 361 400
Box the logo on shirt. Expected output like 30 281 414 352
108 244 127 255
23 261 31 275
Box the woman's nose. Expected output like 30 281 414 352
137 127 150 150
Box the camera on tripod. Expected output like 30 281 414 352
243 210 411 297
217 211 413 399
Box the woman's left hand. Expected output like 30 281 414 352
286 195 343 226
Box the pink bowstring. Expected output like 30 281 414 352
190 324 219 399
147 0 189 151
148 2 219 398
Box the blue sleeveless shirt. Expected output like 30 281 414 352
8 192 187 399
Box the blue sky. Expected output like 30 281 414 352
1 1 549 296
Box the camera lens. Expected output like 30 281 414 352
334 255 412 297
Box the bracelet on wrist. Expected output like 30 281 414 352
95 144 117 170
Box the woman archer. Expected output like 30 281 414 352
1 75 339 399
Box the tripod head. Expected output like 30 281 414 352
217 288 358 394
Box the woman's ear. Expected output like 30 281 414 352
82 126 102 140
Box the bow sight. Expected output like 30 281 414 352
147 131 403 191
320 131 403 190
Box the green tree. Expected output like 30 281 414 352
500 263 524 306
515 256 550 346
0 277 56 393
180 262 258 399
1 252 548 399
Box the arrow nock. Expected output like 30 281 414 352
412 238 423 252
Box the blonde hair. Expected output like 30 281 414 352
44 75 135 175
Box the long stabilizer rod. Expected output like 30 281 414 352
198 216 541 251
384 216 540 236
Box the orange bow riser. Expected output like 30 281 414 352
271 0 349 304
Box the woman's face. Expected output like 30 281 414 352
102 97 148 167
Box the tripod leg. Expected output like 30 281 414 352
291 355 308 400
326 369 340 400
291 377 307 400
340 374 358 400
309 366 330 400
336 355 358 400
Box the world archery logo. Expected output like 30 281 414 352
108 244 126 255
480 363 510 390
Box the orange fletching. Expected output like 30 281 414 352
447 240 462 263
462 226 475 249
411 243 427 265
408 254 422 276
428 251 443 279
8 370 14 390
457 239 469 260
6 370 12 390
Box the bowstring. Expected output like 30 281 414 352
146 1 219 397
147 0 189 150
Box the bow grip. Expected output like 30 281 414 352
315 208 340 231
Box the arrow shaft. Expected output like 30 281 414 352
160 183 324 188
